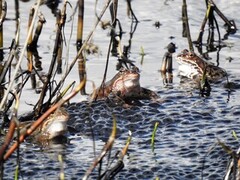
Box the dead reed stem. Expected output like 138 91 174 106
0 0 6 61
0 93 19 162
27 7 34 72
83 119 116 180
55 10 63 74
14 0 20 43
3 78 86 161
94 0 118 100
76 0 86 95
182 0 194 52
35 1 67 115
30 13 46 49
49 0 112 100
0 0 41 110
0 1 3 56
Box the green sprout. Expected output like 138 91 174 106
140 46 145 65
151 122 159 152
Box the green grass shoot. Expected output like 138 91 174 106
14 165 19 180
140 46 145 65
151 122 159 152
232 130 238 141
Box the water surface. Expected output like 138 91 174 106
1 0 240 179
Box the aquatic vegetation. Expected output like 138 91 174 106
151 122 159 152
0 0 137 178
0 0 239 179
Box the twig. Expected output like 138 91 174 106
0 92 19 162
83 118 116 180
49 0 112 100
3 78 86 161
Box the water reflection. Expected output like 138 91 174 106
110 15 139 60
1 0 240 179
193 0 237 64
160 42 176 86
20 0 61 16
38 136 68 157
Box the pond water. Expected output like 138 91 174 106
1 0 240 179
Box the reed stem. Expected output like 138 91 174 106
76 0 86 95
0 0 41 111
0 0 6 61
3 78 86 161
49 0 112 100
30 13 46 49
35 2 67 115
0 93 19 163
182 0 194 52
27 8 34 72
14 0 20 44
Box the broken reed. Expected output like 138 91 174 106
93 0 119 101
2 78 86 161
83 119 117 180
182 0 194 52
27 7 35 89
14 0 20 43
76 0 86 95
0 2 6 107
1 0 113 161
0 0 6 61
0 1 138 179
35 1 67 116
27 7 34 72
30 13 46 88
56 10 63 74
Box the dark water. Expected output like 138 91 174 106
1 0 240 179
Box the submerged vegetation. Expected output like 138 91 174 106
0 0 239 179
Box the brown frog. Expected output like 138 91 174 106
91 67 159 102
17 107 69 141
176 49 227 81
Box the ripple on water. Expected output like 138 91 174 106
2 0 240 179
3 91 238 180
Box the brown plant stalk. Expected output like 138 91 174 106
3 78 86 161
49 0 112 100
0 0 6 61
77 0 86 95
83 118 117 180
0 93 19 162
35 1 68 115
27 7 34 72
0 0 41 110
182 0 194 52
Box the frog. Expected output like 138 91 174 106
91 67 159 103
16 107 69 142
176 49 227 82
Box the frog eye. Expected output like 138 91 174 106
130 66 139 73
182 49 189 54
189 52 195 57
119 67 125 73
